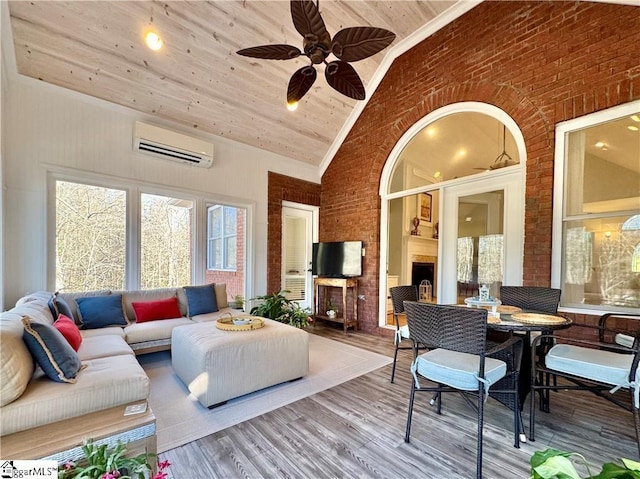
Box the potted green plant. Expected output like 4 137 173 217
231 294 244 310
58 439 171 479
250 290 311 328
530 448 640 479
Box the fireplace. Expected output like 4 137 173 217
404 237 438 300
411 257 436 299
412 262 434 286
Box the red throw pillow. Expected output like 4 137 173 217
53 314 83 351
132 297 182 323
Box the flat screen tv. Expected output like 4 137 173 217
312 241 363 278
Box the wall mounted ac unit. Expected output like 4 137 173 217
133 121 214 168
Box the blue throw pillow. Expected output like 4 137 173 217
184 284 219 316
47 293 74 321
76 294 127 329
22 316 82 383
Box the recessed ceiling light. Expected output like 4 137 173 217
426 127 437 138
628 125 639 132
433 171 441 178
465 217 472 222
631 115 640 123
145 31 163 51
594 141 605 148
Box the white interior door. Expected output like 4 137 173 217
281 203 317 309
439 172 524 305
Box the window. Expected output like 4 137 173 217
53 175 251 295
55 181 126 291
140 194 193 289
554 103 640 312
207 205 237 271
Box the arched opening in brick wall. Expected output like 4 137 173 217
378 102 527 329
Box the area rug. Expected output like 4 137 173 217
138 334 393 452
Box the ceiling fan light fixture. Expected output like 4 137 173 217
236 0 395 103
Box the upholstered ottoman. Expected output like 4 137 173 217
171 319 309 408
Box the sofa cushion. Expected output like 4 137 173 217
0 354 149 435
121 288 185 321
10 297 55 325
58 290 112 324
76 294 127 329
184 284 218 316
81 326 126 339
214 283 229 309
16 291 55 308
77 335 134 361
53 314 83 351
124 317 194 345
47 293 74 321
0 312 36 407
22 316 83 383
132 297 182 323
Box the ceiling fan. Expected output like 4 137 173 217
474 124 518 171
236 0 396 107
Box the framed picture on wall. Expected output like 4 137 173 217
418 192 432 224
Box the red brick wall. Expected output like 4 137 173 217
321 1 640 334
267 172 321 295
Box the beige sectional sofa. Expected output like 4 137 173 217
0 284 245 460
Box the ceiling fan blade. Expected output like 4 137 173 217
236 44 302 60
324 61 365 100
331 27 396 62
287 66 317 104
290 0 328 41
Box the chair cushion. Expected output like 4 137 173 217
398 324 410 339
414 348 506 391
615 334 635 349
546 344 638 388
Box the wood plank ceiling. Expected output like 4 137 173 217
8 1 461 166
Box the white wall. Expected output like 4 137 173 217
2 74 319 309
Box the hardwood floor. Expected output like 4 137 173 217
159 323 637 478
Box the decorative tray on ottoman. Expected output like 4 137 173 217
216 315 265 331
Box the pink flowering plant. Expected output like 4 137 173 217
58 439 170 479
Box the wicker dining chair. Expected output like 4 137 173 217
530 312 640 457
499 286 561 315
403 301 523 479
389 285 427 383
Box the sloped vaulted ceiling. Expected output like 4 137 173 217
7 0 472 168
